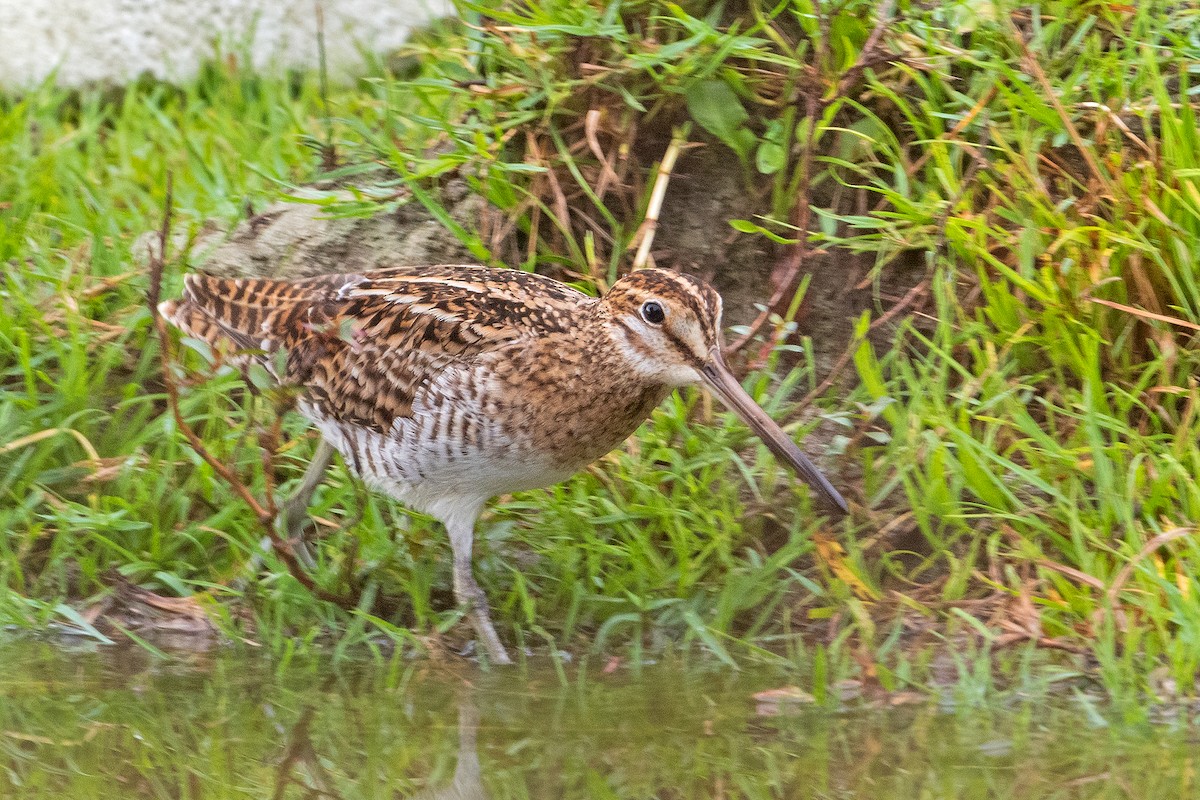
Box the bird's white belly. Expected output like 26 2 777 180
302 400 578 516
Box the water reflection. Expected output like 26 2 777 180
0 641 1195 799
273 682 487 800
409 702 486 800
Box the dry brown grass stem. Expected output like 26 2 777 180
584 109 622 201
1105 527 1196 611
1009 15 1115 198
631 129 687 270
1087 297 1200 332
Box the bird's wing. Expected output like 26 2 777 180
160 265 589 432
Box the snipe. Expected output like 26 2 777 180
161 265 847 663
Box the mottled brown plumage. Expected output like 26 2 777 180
160 265 846 664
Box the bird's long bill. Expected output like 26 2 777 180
700 348 849 516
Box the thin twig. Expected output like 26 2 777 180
527 132 571 241
791 279 929 416
147 174 352 607
729 1 896 354
1087 297 1200 332
0 428 101 465
829 0 896 102
314 1 337 171
1036 558 1106 591
584 109 622 201
727 93 820 353
1077 101 1152 158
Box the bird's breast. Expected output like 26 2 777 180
472 343 671 469
302 334 672 507
421 354 664 486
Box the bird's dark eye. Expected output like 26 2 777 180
641 300 665 325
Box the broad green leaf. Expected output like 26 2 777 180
685 79 753 160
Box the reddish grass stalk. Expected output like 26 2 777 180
146 174 353 608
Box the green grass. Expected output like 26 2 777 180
4 0 1200 699
0 60 840 669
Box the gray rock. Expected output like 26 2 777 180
173 186 481 280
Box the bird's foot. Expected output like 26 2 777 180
273 496 317 570
456 578 512 666
271 439 336 571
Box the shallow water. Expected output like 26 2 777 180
0 642 1195 799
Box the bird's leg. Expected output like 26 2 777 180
445 509 512 665
275 439 336 567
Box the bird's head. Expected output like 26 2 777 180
603 269 848 516
603 269 724 387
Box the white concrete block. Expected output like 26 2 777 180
0 0 453 87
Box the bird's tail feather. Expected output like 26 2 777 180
158 273 338 377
